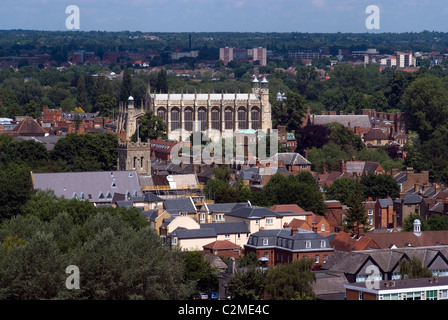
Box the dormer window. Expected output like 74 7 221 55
111 181 117 188
306 241 311 249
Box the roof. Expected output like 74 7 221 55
32 170 142 203
12 117 47 136
270 204 306 213
150 93 260 102
366 230 448 249
245 228 333 252
378 198 393 208
226 206 281 219
170 227 216 239
345 276 448 292
164 197 197 214
345 161 383 175
200 222 250 234
272 152 311 166
203 240 240 250
364 128 390 141
312 114 372 128
330 232 380 251
204 202 246 213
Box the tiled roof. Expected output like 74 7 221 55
32 170 142 203
164 197 197 213
170 227 216 239
203 240 240 250
200 222 250 234
270 204 306 213
364 128 390 141
312 115 372 128
366 230 448 248
226 206 281 219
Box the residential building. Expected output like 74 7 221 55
203 240 241 259
363 128 390 148
393 194 423 226
277 126 296 152
244 227 334 268
199 222 250 248
374 198 395 229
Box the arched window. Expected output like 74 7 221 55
157 107 167 123
140 156 144 168
184 108 193 131
225 107 233 130
198 107 207 131
171 108 180 131
251 107 260 130
238 107 247 130
211 108 220 131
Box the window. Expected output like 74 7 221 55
238 107 247 129
266 218 273 225
157 108 167 122
237 233 241 239
440 290 448 299
368 210 373 215
171 108 180 131
359 292 363 300
251 107 260 130
262 238 268 246
255 219 259 225
211 108 220 130
184 108 193 131
321 224 325 231
225 234 230 240
323 254 328 263
224 108 233 130
199 213 205 221
320 240 326 248
315 255 319 263
198 108 207 131
305 241 311 249
427 290 438 300
172 237 177 245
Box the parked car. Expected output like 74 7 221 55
209 292 219 300
200 292 209 300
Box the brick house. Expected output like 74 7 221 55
244 227 334 269
203 240 241 259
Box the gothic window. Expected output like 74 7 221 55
171 108 180 131
198 107 207 131
238 107 247 130
184 108 193 131
211 108 220 131
140 156 144 168
157 107 167 123
133 156 137 169
251 107 260 130
225 107 233 130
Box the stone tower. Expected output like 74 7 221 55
117 96 151 176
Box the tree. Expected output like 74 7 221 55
399 256 432 280
296 124 330 153
183 251 218 293
342 183 370 233
120 68 133 102
401 213 428 232
360 173 400 200
324 177 358 206
76 74 89 111
226 266 266 300
131 111 167 142
156 68 168 93
264 258 316 300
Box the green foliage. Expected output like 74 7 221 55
0 194 190 300
226 266 266 300
360 173 400 200
399 256 432 280
324 177 359 206
343 184 370 233
183 251 218 293
264 258 316 300
131 110 167 142
253 173 327 215
401 214 428 232
50 133 118 171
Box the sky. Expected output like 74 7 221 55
1 0 448 33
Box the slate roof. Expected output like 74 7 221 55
312 114 372 128
378 198 393 208
204 202 247 213
200 222 250 234
164 197 197 213
32 170 142 204
272 152 311 166
226 206 281 219
132 192 164 203
170 227 217 239
245 228 333 252
345 161 383 175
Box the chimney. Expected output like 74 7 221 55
339 158 346 173
291 227 298 236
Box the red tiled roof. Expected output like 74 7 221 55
203 240 240 250
270 204 306 213
288 219 312 231
331 231 380 251
366 230 448 249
